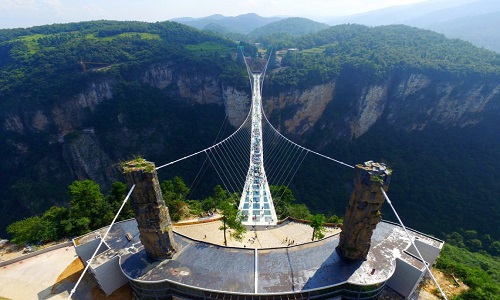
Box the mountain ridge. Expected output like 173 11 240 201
0 21 498 246
171 13 281 34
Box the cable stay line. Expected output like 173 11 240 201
224 135 250 182
260 107 354 169
279 150 308 199
156 100 252 170
187 103 232 200
240 46 254 91
205 149 233 193
210 142 242 193
201 117 253 195
265 139 297 186
273 147 308 189
259 46 273 95
381 188 448 300
212 145 243 193
68 184 136 300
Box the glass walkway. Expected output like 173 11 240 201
238 73 278 227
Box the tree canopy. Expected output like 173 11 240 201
310 214 326 241
7 180 133 244
264 24 500 93
0 20 244 105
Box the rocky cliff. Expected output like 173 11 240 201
265 72 499 141
1 61 499 239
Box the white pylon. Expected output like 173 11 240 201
238 73 278 227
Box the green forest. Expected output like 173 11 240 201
0 20 252 103
1 20 499 299
6 178 500 300
6 177 324 246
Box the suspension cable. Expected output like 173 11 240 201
240 46 253 90
68 184 135 299
261 111 354 169
260 47 273 94
380 188 448 300
187 104 230 199
156 102 252 170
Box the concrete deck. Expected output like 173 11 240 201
173 219 341 248
118 221 417 294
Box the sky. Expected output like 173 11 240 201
0 0 431 29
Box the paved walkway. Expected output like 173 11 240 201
0 245 77 300
174 220 341 248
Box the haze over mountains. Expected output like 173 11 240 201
172 0 500 53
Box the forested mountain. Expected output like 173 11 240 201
261 25 500 245
171 15 329 41
0 19 499 261
0 20 251 236
171 13 281 34
327 0 500 53
248 17 329 38
424 12 500 53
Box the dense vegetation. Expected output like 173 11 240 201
1 20 499 299
6 177 324 245
248 17 329 38
0 20 255 103
436 244 500 300
7 178 498 299
6 180 134 243
264 24 500 92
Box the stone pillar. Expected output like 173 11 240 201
337 161 392 261
122 158 178 260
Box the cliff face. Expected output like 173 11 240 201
0 62 251 230
264 82 335 135
50 80 115 134
62 132 117 188
268 73 499 140
3 67 498 188
1 62 498 236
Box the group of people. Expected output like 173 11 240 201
199 211 214 218
282 237 295 246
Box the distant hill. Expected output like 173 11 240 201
249 17 329 38
326 0 476 26
405 0 500 27
423 12 500 52
326 0 500 53
171 13 281 34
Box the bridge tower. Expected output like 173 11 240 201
122 158 178 260
337 161 392 260
238 72 278 227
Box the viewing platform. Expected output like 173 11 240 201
73 217 443 299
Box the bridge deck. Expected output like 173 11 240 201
238 72 278 226
78 219 442 294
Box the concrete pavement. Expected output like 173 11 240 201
174 220 341 248
0 245 77 300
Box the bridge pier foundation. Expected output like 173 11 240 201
337 160 392 260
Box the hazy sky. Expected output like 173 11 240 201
0 0 431 29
